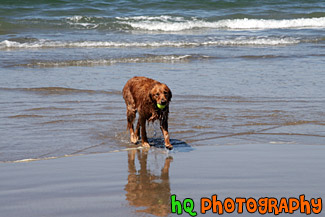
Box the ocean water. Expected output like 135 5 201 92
0 0 325 162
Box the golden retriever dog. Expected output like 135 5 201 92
122 76 173 149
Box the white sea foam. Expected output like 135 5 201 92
66 15 84 22
116 15 189 22
62 15 325 31
19 55 193 67
3 146 146 163
65 16 100 29
118 16 325 31
0 36 301 50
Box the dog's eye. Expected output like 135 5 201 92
164 91 168 95
155 93 159 96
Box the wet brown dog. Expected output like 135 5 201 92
122 76 173 149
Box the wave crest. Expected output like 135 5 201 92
118 16 325 31
15 55 193 67
0 36 304 50
7 15 325 32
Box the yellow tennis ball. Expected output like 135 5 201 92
157 103 166 110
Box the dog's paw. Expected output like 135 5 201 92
165 144 173 150
142 142 150 148
130 133 138 144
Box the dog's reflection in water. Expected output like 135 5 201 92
125 149 173 216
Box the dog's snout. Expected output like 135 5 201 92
160 99 167 105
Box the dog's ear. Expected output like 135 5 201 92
149 92 153 101
149 87 155 102
168 89 172 102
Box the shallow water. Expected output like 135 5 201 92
0 0 325 162
1 59 324 162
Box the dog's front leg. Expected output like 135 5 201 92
160 121 173 150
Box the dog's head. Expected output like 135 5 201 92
149 83 172 107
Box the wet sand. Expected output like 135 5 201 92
1 144 324 217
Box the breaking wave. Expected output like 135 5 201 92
8 15 325 32
15 55 194 67
0 36 306 50
117 16 325 31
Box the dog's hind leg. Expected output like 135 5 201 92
123 86 139 144
134 119 141 142
125 102 137 144
126 106 138 144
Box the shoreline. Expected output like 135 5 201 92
1 143 324 216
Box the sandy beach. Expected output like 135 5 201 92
1 144 324 217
